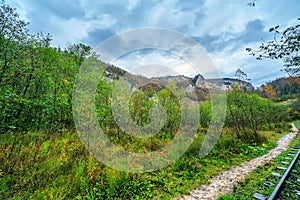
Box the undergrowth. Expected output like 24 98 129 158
0 125 290 199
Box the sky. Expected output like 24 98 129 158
7 0 300 87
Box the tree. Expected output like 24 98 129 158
226 87 288 144
246 18 300 76
67 43 92 67
0 1 29 86
0 1 84 133
235 68 251 82
198 101 211 129
260 84 276 99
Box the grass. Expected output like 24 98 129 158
294 120 300 129
218 121 300 200
0 124 292 199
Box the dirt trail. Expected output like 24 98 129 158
175 124 299 200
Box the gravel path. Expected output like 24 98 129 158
175 124 299 200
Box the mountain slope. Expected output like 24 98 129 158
103 64 254 101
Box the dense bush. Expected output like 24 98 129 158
226 88 289 143
0 2 92 133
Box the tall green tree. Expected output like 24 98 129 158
0 1 88 133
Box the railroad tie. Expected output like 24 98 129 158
253 193 267 200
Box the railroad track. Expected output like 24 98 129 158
254 138 300 200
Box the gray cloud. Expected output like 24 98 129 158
192 35 220 52
42 0 85 19
191 19 267 53
82 29 116 46
80 0 161 30
241 19 266 43
26 0 85 20
175 0 205 26
175 0 205 12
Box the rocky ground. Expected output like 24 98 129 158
175 124 299 200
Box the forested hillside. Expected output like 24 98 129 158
260 76 300 98
259 77 300 119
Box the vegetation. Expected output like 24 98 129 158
0 126 291 199
260 76 300 98
235 68 251 82
259 76 300 120
234 92 284 141
0 2 298 199
218 120 300 200
0 2 92 133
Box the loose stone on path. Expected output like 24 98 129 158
175 124 299 200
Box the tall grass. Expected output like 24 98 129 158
0 124 290 199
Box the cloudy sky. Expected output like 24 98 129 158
7 0 300 86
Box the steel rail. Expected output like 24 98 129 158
268 149 300 200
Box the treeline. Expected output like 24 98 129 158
0 2 91 133
200 88 289 144
94 82 289 147
259 76 300 120
260 76 300 99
